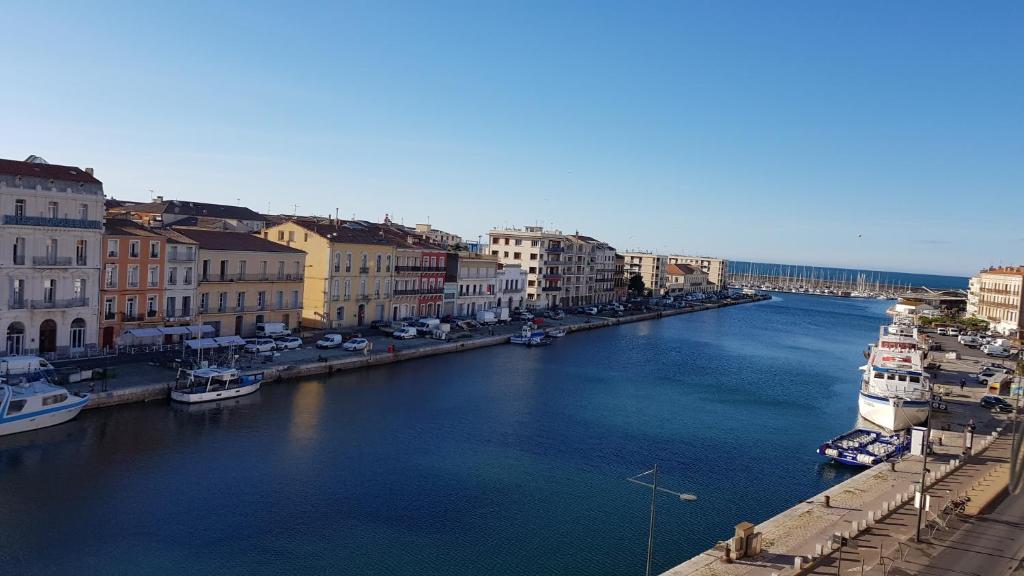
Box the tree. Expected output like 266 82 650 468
628 273 646 296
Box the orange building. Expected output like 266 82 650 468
99 219 167 349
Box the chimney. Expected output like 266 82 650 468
84 167 94 176
156 195 164 203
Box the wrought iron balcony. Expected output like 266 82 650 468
166 254 196 263
546 246 565 253
3 214 103 230
359 266 370 274
32 256 73 266
199 273 304 283
395 265 421 273
541 286 562 292
7 298 27 310
29 297 90 309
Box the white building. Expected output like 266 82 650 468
664 263 713 295
454 253 498 316
158 229 199 324
967 267 1024 336
667 255 728 288
495 264 526 311
622 252 668 295
1 156 104 357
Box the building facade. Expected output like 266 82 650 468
1 157 103 358
613 254 628 300
664 263 712 296
667 255 728 288
99 220 167 349
967 267 1024 335
622 252 668 295
158 229 199 326
175 228 306 337
109 197 267 232
495 264 526 311
454 252 498 316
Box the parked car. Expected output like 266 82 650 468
514 310 534 321
584 306 599 316
275 336 303 350
982 344 1011 358
947 327 960 337
393 327 418 339
936 327 948 335
255 322 291 338
316 334 343 348
980 395 1015 413
243 338 277 353
976 367 1008 385
343 337 369 351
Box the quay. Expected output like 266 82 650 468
69 295 769 411
661 328 1018 576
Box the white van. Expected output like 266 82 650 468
414 318 441 335
475 310 497 325
982 344 1011 358
0 356 57 383
256 322 291 338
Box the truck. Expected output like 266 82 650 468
414 318 441 335
256 322 291 338
494 308 511 324
475 310 497 325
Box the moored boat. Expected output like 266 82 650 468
0 378 90 437
510 325 549 346
546 328 567 338
171 367 264 403
817 428 909 467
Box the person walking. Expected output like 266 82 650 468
960 378 966 391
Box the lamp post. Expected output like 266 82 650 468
628 465 698 576
915 384 935 542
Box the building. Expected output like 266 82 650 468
157 228 199 326
664 263 712 296
380 225 448 319
454 252 498 316
613 254 628 300
174 228 306 337
263 219 396 329
412 223 462 249
109 197 268 232
495 264 527 311
569 235 617 305
967 267 1024 335
667 255 728 288
622 252 668 295
1 156 104 358
99 219 168 348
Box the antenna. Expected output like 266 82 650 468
291 204 299 216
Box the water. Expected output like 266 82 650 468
0 295 889 575
731 260 969 290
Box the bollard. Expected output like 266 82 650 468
815 543 823 557
852 521 859 533
824 494 831 507
793 557 802 570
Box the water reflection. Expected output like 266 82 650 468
289 380 325 445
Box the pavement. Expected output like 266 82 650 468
662 328 1022 576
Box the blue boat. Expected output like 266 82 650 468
817 428 909 467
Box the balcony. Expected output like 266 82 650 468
7 298 27 310
359 266 370 274
199 273 304 283
422 266 446 272
3 214 103 230
395 265 421 273
393 288 444 296
544 273 562 280
165 314 192 322
32 256 73 266
541 286 562 292
546 246 565 253
357 294 372 302
167 254 196 263
28 297 90 309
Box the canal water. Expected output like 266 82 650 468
0 294 889 576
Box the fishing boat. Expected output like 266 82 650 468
0 377 90 437
858 346 931 431
546 328 567 338
817 428 909 466
510 325 550 346
171 366 264 403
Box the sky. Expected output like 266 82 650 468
2 1 1021 276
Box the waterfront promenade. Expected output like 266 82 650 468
65 296 768 410
662 332 1019 576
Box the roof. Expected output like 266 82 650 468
287 218 393 246
151 227 198 245
0 157 101 184
104 218 164 238
667 263 701 276
172 228 305 254
981 266 1024 277
116 199 266 221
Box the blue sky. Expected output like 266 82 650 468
3 1 1021 276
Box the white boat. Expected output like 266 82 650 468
510 325 550 346
546 328 567 338
857 330 931 430
0 378 90 437
171 367 264 403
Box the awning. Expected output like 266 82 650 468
214 336 246 346
187 325 215 336
159 326 191 335
185 335 247 350
126 327 163 337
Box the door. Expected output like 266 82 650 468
102 326 114 349
357 304 365 327
234 315 244 336
39 319 57 354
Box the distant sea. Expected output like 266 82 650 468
730 261 969 290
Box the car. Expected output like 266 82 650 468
975 367 1007 385
392 327 418 339
936 327 948 335
514 311 534 320
316 334 343 349
584 306 599 316
947 327 960 336
275 336 303 350
546 310 565 320
243 338 276 353
983 345 1011 358
370 320 389 329
980 395 1015 413
343 337 369 351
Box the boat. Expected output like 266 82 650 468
857 329 931 430
817 428 910 466
0 377 90 437
171 366 264 403
510 325 551 346
546 328 567 338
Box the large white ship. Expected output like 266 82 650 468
857 321 931 431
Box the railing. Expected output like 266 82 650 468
541 286 562 292
546 246 565 253
3 214 103 230
206 302 303 313
12 255 25 265
7 298 27 309
165 314 192 322
199 273 304 283
29 297 90 309
393 288 444 296
32 256 73 266
357 295 372 302
359 266 370 274
395 265 421 273
422 266 446 272
544 273 562 280
166 254 196 262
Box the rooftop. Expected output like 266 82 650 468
172 228 305 254
104 218 164 238
667 263 700 276
0 156 101 184
980 266 1024 277
113 199 266 222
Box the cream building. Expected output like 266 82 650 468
1 156 103 358
664 263 713 296
622 252 668 295
667 255 728 289
454 252 498 316
175 228 306 337
495 263 526 311
967 267 1024 335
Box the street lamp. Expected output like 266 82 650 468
628 465 697 576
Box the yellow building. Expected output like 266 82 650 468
263 219 396 329
173 228 306 337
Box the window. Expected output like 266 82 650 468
276 291 284 308
13 237 25 265
104 298 115 318
359 279 367 296
46 238 58 261
76 240 88 266
331 279 340 300
73 278 86 300
129 240 140 258
514 252 521 259
148 265 160 287
43 279 56 303
42 393 68 407
333 252 341 273
236 292 245 310
288 230 295 241
184 266 193 285
147 295 158 315
126 296 137 317
105 264 118 288
47 201 59 219
304 232 309 242
277 261 285 279
166 296 176 317
336 306 345 320
344 279 351 299
149 241 160 258
200 293 209 312
278 230 285 241
386 255 392 272
257 291 266 309
127 265 139 288
218 292 227 312
14 199 25 217
292 290 299 307
529 253 538 260
239 260 247 278
360 253 368 269
345 253 352 272
374 279 381 297
181 296 192 317
79 203 89 220
376 254 382 272
260 260 268 279
167 267 177 285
